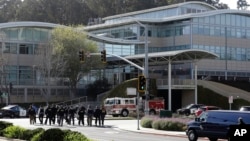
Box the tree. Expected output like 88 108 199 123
50 26 104 99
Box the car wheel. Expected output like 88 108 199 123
188 130 198 141
208 137 218 141
121 109 129 117
185 112 190 116
10 113 15 118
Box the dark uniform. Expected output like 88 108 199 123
28 105 36 125
57 106 65 126
94 106 101 126
87 105 94 126
100 105 107 126
44 105 53 125
78 106 86 126
68 106 76 125
38 106 44 124
51 104 57 124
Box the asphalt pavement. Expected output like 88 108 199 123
0 118 186 141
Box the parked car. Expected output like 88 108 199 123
177 104 204 116
239 106 250 111
0 105 27 118
195 105 221 117
186 110 250 141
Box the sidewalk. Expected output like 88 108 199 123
114 120 186 137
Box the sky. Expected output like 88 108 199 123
220 0 250 9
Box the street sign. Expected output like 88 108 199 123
229 96 233 104
127 87 136 95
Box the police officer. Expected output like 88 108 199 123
44 105 53 125
68 106 76 125
51 104 57 124
100 105 107 126
38 105 44 124
87 105 94 126
78 106 86 126
57 105 65 126
94 106 101 126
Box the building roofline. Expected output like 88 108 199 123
84 9 250 31
0 21 60 29
125 49 219 61
103 1 217 20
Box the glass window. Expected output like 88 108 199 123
242 29 246 38
230 28 236 37
8 28 18 40
220 14 226 25
198 25 204 34
215 15 220 25
215 27 220 36
204 17 209 24
19 44 33 54
226 14 231 26
198 17 204 23
175 26 182 36
40 28 49 41
204 26 209 35
3 43 17 54
192 24 199 34
210 26 215 36
241 16 246 27
236 15 241 27
231 15 236 26
236 28 241 38
193 18 198 23
246 17 250 28
246 29 250 38
221 27 225 36
221 47 225 59
209 16 215 24
183 25 190 35
23 28 33 41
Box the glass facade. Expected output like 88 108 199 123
0 26 52 85
87 2 250 82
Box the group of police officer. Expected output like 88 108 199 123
35 104 107 127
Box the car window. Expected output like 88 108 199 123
199 112 208 122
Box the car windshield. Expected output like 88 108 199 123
186 104 194 109
2 105 15 110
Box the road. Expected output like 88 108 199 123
0 118 210 141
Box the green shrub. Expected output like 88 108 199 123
23 128 45 140
31 130 45 141
64 131 89 141
151 120 161 129
39 128 65 141
141 116 191 131
3 125 26 139
140 116 154 128
0 121 13 136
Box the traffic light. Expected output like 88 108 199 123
79 50 84 63
138 75 146 92
101 49 106 63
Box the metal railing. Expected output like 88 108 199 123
55 96 88 107
156 79 195 86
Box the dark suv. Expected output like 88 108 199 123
186 110 250 141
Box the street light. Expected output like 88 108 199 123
127 17 149 115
